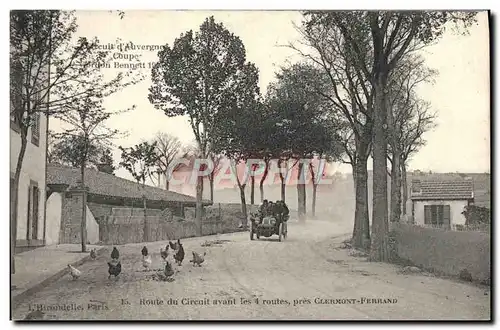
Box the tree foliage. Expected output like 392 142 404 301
96 149 116 174
149 16 258 232
119 141 159 186
149 16 250 158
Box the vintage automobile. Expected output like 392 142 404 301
249 212 287 242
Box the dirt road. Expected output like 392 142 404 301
12 220 490 320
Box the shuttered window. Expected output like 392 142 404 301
424 204 451 229
10 60 23 133
32 186 39 240
26 187 32 240
31 112 40 146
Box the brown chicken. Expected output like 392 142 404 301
173 239 185 266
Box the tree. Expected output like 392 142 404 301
96 148 116 174
211 63 262 221
10 10 140 270
50 134 103 167
386 54 437 222
207 152 223 203
152 132 182 190
119 142 159 242
49 133 117 175
266 63 340 222
54 95 127 252
149 16 255 236
291 21 373 246
47 130 59 164
302 11 476 261
398 99 436 215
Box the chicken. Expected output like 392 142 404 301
142 254 152 271
160 245 169 260
90 248 97 260
111 247 119 260
190 251 206 267
168 241 177 250
164 261 175 278
141 246 148 257
67 264 81 280
107 260 122 279
173 239 185 266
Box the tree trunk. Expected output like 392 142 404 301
250 175 255 205
239 183 248 226
259 160 269 203
166 175 170 191
209 176 214 203
195 175 203 236
279 174 286 202
401 160 408 216
278 159 286 201
351 156 370 250
309 163 317 218
11 132 28 274
370 75 390 262
390 148 402 223
312 184 317 218
297 162 306 222
80 165 87 252
142 193 147 242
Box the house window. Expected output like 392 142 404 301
424 204 451 229
26 182 40 241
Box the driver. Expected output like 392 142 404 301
279 200 290 222
258 199 269 222
267 201 276 218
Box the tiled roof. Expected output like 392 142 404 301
47 164 212 205
411 179 474 200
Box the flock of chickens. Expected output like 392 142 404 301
66 240 207 283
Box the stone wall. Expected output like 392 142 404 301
390 223 490 284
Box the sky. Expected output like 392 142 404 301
50 10 491 182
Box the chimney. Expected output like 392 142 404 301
411 180 422 195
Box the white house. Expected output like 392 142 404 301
10 104 48 252
410 179 474 230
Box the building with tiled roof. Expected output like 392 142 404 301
47 163 212 206
44 164 212 246
410 179 474 230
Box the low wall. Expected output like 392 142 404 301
390 223 490 284
98 203 256 245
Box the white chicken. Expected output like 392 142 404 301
67 264 81 280
142 254 152 271
190 251 206 267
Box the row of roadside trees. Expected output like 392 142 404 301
147 12 477 261
10 11 477 274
